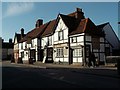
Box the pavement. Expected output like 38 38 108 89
1 60 118 69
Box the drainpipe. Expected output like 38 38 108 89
68 36 71 65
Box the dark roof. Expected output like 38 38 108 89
68 11 76 17
69 18 87 35
59 14 79 32
97 22 109 29
16 33 21 42
41 19 57 37
19 10 105 42
69 18 104 36
2 42 14 49
19 22 50 43
14 33 26 43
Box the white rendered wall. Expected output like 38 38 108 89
53 15 69 63
70 33 84 63
54 15 68 44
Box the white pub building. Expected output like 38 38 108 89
14 8 120 65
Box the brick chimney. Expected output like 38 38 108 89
35 19 43 28
9 38 12 43
75 8 85 19
2 39 4 43
21 28 24 39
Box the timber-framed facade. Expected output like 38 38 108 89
13 8 120 65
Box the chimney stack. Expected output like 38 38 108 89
9 38 12 43
75 8 85 19
35 19 43 28
21 28 24 39
2 39 4 43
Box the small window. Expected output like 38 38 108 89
58 30 63 40
73 48 82 57
56 48 63 57
105 47 110 56
21 52 24 58
71 37 77 43
48 36 52 46
86 45 90 57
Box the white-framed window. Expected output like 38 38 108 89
21 52 24 58
58 30 63 40
73 48 82 57
56 48 63 57
71 37 77 43
105 47 110 56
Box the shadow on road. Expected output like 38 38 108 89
2 64 120 89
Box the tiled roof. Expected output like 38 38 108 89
69 18 104 36
19 10 105 43
69 18 87 35
60 14 79 32
15 33 21 42
68 11 76 17
41 19 57 37
15 33 26 43
19 22 50 43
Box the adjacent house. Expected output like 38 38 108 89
2 39 14 60
14 28 26 63
52 8 113 65
15 8 120 65
41 19 57 63
19 19 49 63
97 22 120 56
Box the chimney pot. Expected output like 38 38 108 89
76 8 82 12
75 8 85 19
21 28 24 39
36 19 43 28
9 38 12 43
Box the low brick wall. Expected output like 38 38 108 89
105 56 120 66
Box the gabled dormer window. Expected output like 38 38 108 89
58 30 63 40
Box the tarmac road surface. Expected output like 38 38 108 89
2 61 120 88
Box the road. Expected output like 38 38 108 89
2 61 120 88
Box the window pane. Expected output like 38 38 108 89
58 31 63 40
56 48 63 57
73 48 82 57
72 37 77 43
